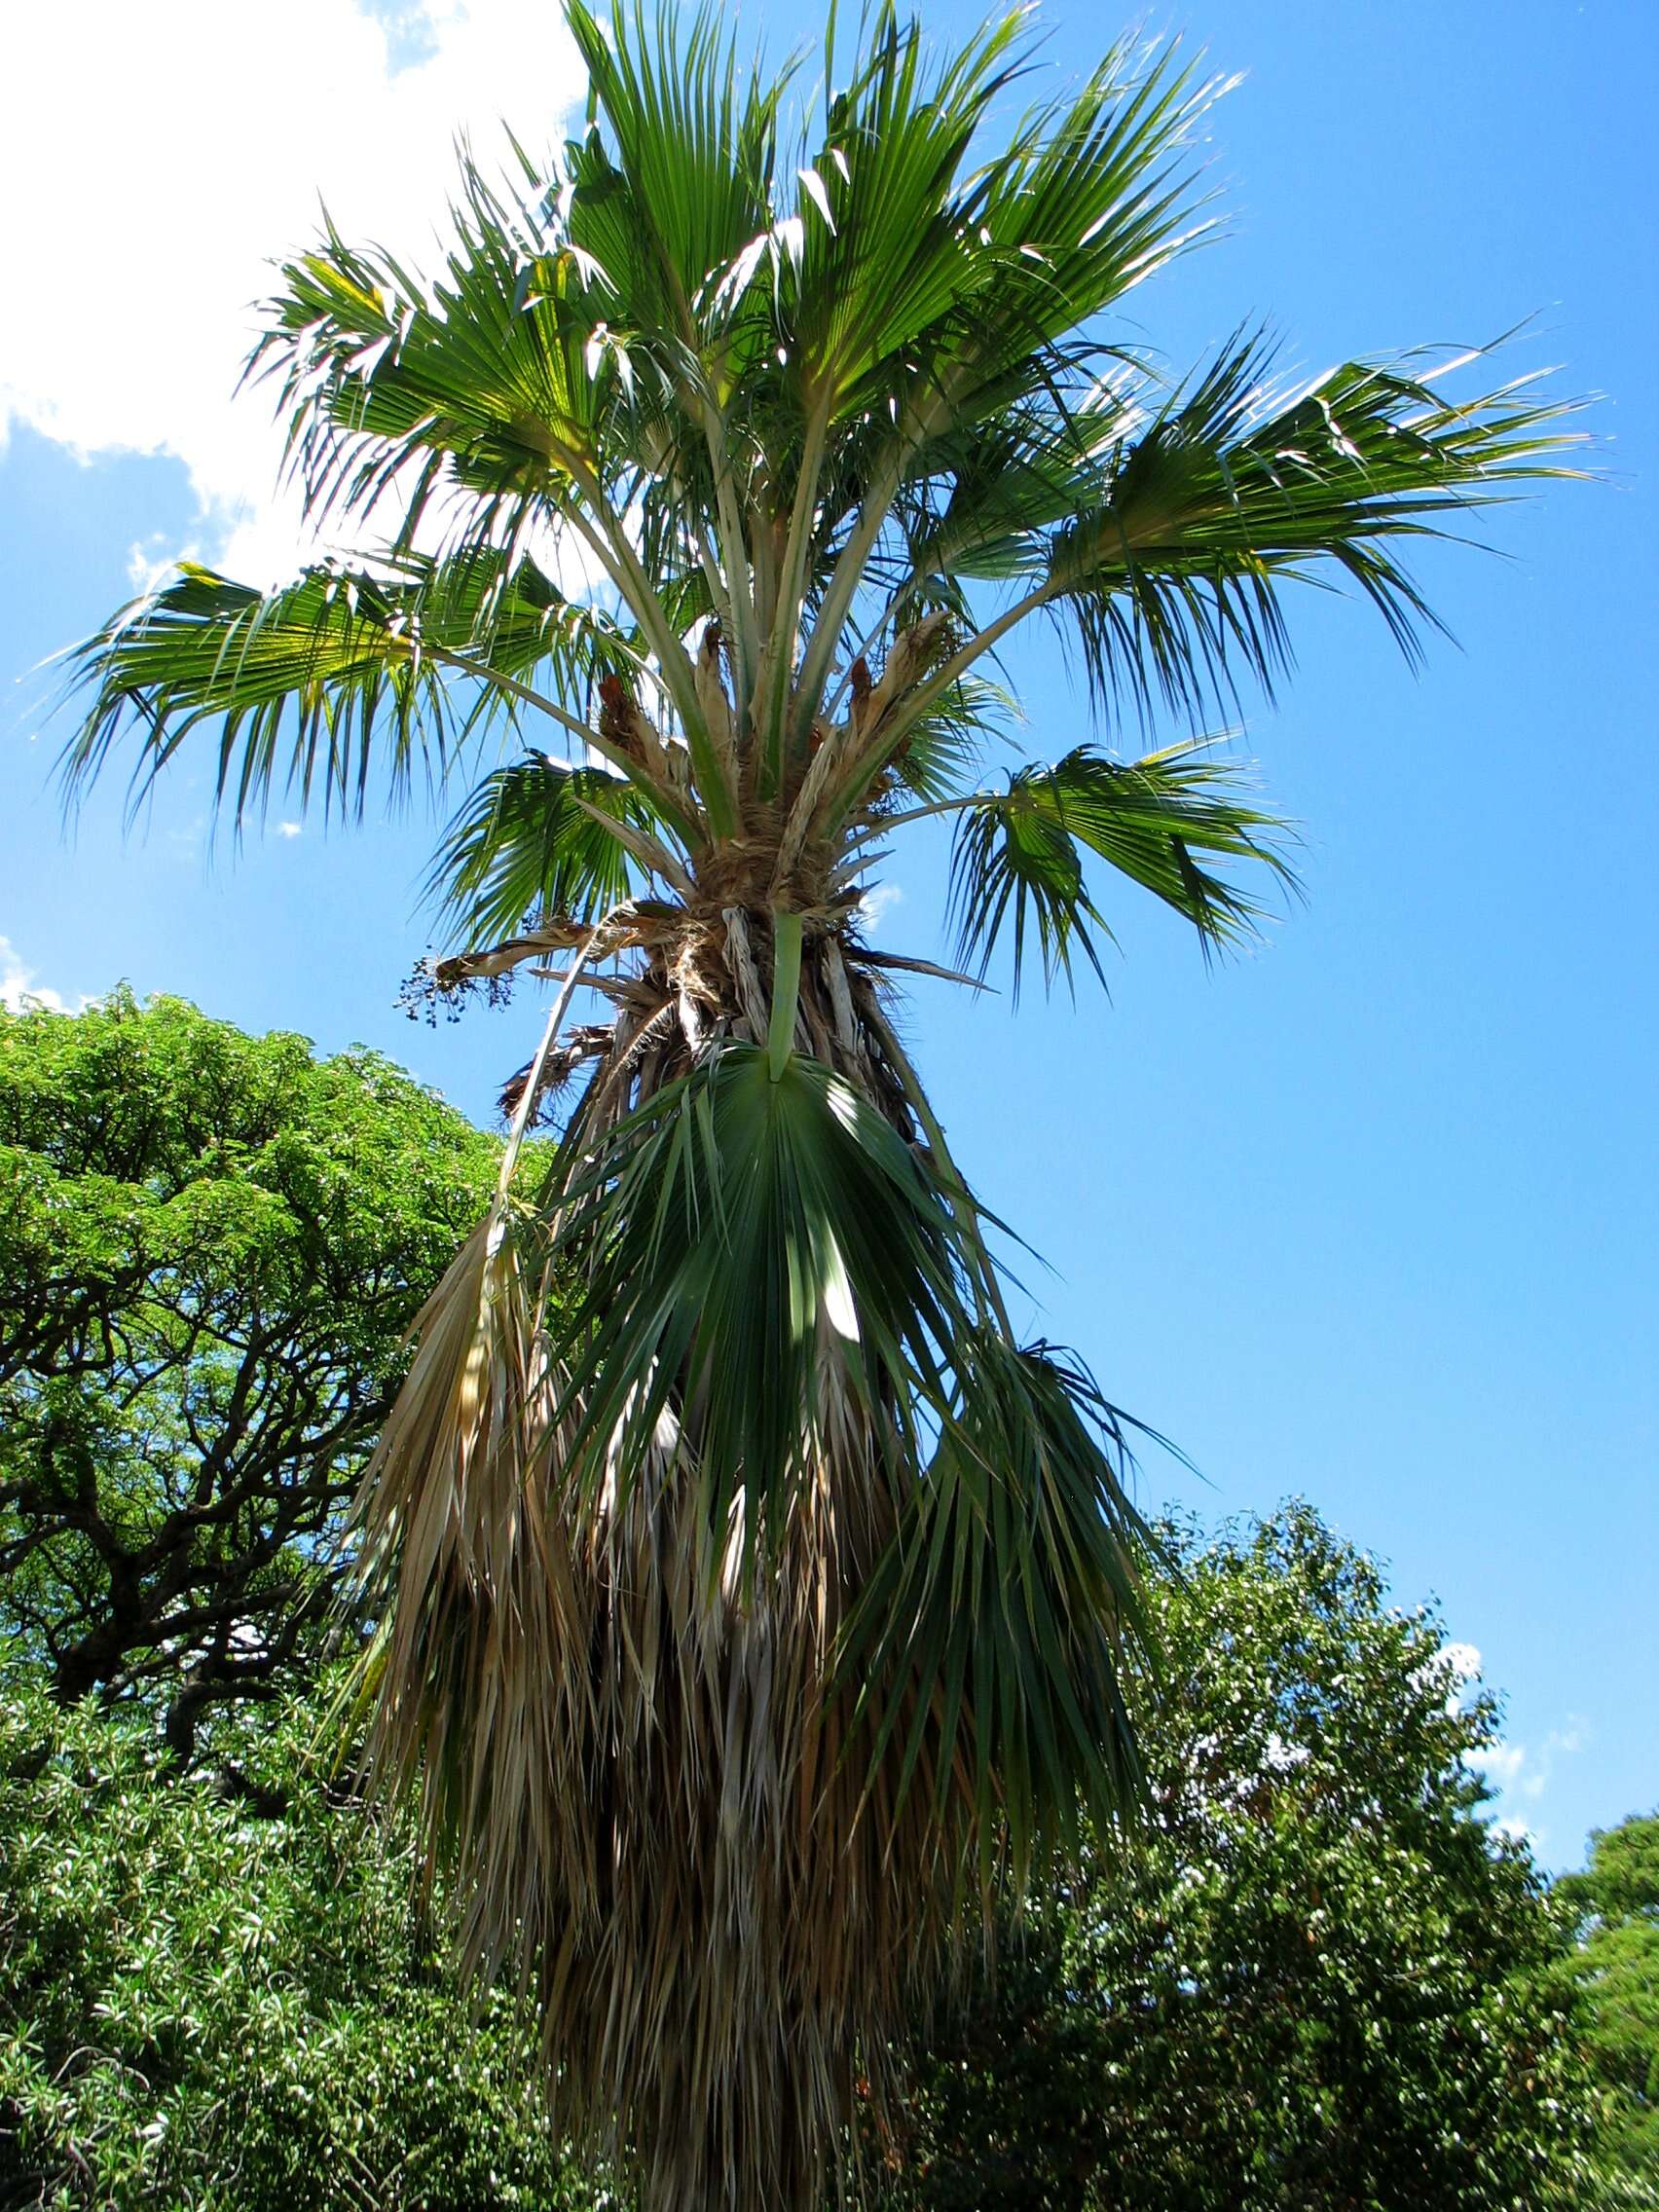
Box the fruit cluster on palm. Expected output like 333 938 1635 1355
62 6 1575 2205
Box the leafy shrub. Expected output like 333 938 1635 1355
871 1507 1605 2210
1554 1813 1659 2194
0 1677 608 2212
0 990 498 1750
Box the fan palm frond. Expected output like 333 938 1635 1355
947 737 1298 993
428 753 668 944
1045 336 1577 723
837 1332 1153 1881
58 549 683 828
543 1040 970 1556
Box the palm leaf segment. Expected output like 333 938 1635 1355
58 7 1578 2206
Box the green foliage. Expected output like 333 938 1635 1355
428 754 658 947
1556 1814 1659 2187
45 7 1585 2202
58 550 641 833
2 1485 1639 2208
0 991 497 1747
871 1505 1603 2210
59 6 1577 1003
946 739 1296 995
0 1677 607 2211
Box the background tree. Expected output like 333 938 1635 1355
872 1506 1604 2211
3 1495 1629 2209
1554 1813 1659 2193
0 1672 608 2212
0 992 497 1758
58 3 1579 2203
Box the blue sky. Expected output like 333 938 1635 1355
2 0 1653 1869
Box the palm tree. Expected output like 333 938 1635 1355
61 6 1576 2203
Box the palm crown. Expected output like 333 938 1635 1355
62 6 1576 2205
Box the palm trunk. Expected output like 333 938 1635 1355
355 906 974 2212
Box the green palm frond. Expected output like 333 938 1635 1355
891 398 1121 589
830 338 1580 820
427 753 664 944
59 549 668 829
950 762 1112 996
947 738 1295 994
251 170 613 547
65 12 1579 857
777 10 1028 420
562 0 792 363
878 674 1013 803
981 35 1222 299
1045 334 1581 723
837 1333 1151 1882
541 1040 973 1569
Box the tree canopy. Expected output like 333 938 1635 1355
0 991 497 1755
871 1506 1605 2210
1555 1813 1659 2190
2 1501 1629 2209
0 1676 606 2212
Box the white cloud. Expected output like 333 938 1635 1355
0 1 586 587
859 883 904 936
1412 1637 1484 1716
0 936 83 1014
127 535 183 594
1467 1741 1527 1790
276 821 304 840
1467 1714 1590 1850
